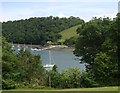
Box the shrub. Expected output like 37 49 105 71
2 79 16 89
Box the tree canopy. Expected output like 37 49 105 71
2 37 46 89
74 14 120 86
2 16 84 45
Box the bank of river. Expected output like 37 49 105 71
13 44 73 51
47 46 75 52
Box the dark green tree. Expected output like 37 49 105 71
2 37 46 89
74 16 119 86
2 37 19 89
60 68 81 88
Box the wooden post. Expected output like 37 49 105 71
49 76 51 87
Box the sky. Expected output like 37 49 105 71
1 0 120 22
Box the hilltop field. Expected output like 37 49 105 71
58 25 80 42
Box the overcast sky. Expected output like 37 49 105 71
1 0 119 22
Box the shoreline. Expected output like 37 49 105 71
13 44 75 52
47 47 75 52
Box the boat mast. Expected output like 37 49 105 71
49 50 52 65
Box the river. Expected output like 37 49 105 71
13 44 85 72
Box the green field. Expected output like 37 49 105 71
58 25 81 42
1 86 119 93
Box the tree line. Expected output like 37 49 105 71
2 16 84 45
74 13 120 86
2 13 120 89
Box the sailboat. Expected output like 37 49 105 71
31 47 41 51
17 44 21 51
43 51 55 71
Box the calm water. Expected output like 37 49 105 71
13 45 85 72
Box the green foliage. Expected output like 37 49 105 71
80 72 99 88
46 68 92 89
64 37 77 46
48 70 61 88
16 49 46 86
93 52 118 85
74 15 119 86
46 65 61 88
74 17 112 64
2 37 46 89
2 38 19 89
2 79 16 89
2 16 84 45
52 65 58 72
60 68 81 88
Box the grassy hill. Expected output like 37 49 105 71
58 25 81 42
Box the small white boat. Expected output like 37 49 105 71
43 64 55 70
43 64 54 68
31 48 41 51
43 51 55 71
43 64 55 71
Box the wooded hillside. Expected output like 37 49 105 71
2 16 84 45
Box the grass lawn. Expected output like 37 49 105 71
58 25 80 42
1 86 119 93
